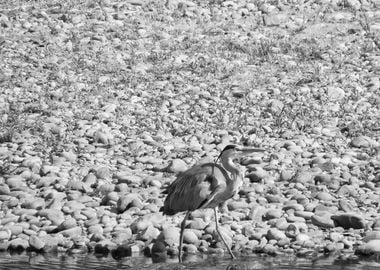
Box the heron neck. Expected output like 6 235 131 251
221 158 242 183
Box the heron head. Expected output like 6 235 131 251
215 144 266 163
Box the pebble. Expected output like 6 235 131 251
38 209 65 226
266 228 287 241
8 238 30 251
311 214 335 228
265 209 282 220
29 235 46 250
165 159 188 173
183 230 199 245
363 231 380 242
327 86 345 100
158 226 180 246
331 213 366 229
356 239 380 255
351 136 378 148
139 225 160 242
151 241 167 258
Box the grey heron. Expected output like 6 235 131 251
161 144 265 262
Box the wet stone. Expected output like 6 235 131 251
29 235 45 250
356 239 380 255
363 231 380 242
8 238 29 251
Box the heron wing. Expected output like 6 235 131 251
162 163 228 215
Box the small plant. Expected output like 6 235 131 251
0 101 20 143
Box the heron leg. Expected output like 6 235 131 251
179 211 190 263
214 207 236 259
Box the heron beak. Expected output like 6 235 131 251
235 146 266 154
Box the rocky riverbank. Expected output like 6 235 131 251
0 0 379 264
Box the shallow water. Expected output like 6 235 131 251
0 253 379 270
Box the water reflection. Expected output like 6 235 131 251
0 252 379 270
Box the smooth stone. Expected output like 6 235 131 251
63 200 86 213
283 203 304 212
188 219 207 230
114 173 142 186
29 235 45 250
183 230 199 245
57 218 77 231
110 243 132 259
228 200 249 211
6 176 26 189
275 217 289 230
246 167 267 182
139 225 160 242
247 205 266 222
151 240 167 254
285 224 299 238
314 205 338 214
331 213 366 229
266 228 287 241
22 156 42 171
8 238 30 251
292 171 314 184
165 159 188 173
356 239 380 254
265 194 285 203
338 199 355 212
329 232 344 242
294 211 314 220
88 224 103 235
327 86 345 100
58 226 82 238
0 230 11 241
351 136 376 148
265 209 282 220
38 209 65 226
94 240 117 255
21 197 45 209
158 226 180 246
93 130 112 144
280 170 294 181
102 192 119 205
262 243 278 255
296 233 311 243
95 167 111 179
81 208 97 220
286 215 305 223
40 165 60 176
0 185 11 195
130 219 151 234
314 191 334 201
112 229 133 243
363 231 380 242
314 173 331 184
117 194 143 212
5 225 23 236
242 226 260 240
40 234 61 252
311 214 335 228
183 243 198 254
